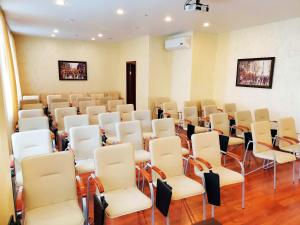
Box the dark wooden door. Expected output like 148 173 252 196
126 61 136 109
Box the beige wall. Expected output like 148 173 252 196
15 34 122 95
213 17 300 129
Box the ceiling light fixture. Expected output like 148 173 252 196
98 33 103 38
116 8 125 15
164 16 172 22
203 22 210 27
55 0 65 6
91 37 96 41
53 29 59 33
51 34 56 37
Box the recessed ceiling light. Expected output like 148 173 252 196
98 33 103 38
51 34 56 37
116 8 125 15
164 16 172 22
55 0 65 6
53 29 59 33
203 22 210 27
91 37 96 41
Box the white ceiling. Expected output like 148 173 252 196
1 0 300 41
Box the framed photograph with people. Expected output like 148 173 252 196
236 57 275 89
58 60 87 80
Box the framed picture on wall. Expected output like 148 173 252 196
58 60 87 80
236 57 275 89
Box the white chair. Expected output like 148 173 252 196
132 110 153 139
64 114 89 134
21 151 85 225
254 108 278 130
105 91 121 100
69 94 84 107
224 103 236 120
234 110 252 138
162 101 182 126
116 104 134 121
18 116 49 132
149 136 206 222
22 95 39 101
202 105 221 126
11 129 53 186
107 99 123 112
250 121 296 189
48 101 69 117
46 94 62 105
116 120 150 164
86 106 106 125
22 103 43 110
18 109 44 119
98 112 120 144
54 107 77 133
69 125 100 174
192 131 245 209
87 143 154 224
78 100 96 114
183 107 208 133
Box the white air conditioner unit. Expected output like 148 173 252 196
165 37 191 50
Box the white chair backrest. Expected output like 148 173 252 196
152 118 175 138
154 97 169 108
87 106 106 124
116 120 143 150
94 143 136 192
49 101 69 115
107 100 124 112
150 136 184 180
224 103 236 118
210 112 230 136
254 108 270 122
47 95 62 105
203 105 218 117
278 117 298 148
132 110 152 133
22 103 43 110
69 94 84 107
162 101 179 119
18 109 44 119
183 107 198 126
12 129 53 185
22 151 77 211
64 114 89 134
23 95 39 101
90 93 104 99
97 96 112 106
18 116 49 132
201 99 215 108
98 112 120 137
251 121 272 154
235 110 252 136
69 125 100 161
78 100 96 114
55 107 77 131
116 104 134 121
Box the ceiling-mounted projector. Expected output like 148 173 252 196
184 0 209 12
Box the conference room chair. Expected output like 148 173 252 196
11 129 53 187
116 104 134 121
69 93 84 107
153 97 169 118
87 143 154 224
20 151 85 225
192 131 245 209
78 100 96 114
200 99 216 109
162 102 181 123
22 95 39 101
250 121 296 189
210 112 244 149
202 105 221 127
22 103 43 110
69 125 100 174
20 99 39 109
149 136 206 222
105 90 121 100
224 103 236 120
18 116 49 132
96 96 112 107
254 108 278 140
86 105 106 125
277 117 300 176
116 120 150 164
98 112 121 145
234 110 253 138
132 110 153 139
76 97 92 110
46 94 62 106
107 99 123 112
64 114 89 135
183 106 209 133
18 109 44 119
54 107 77 133
184 100 201 116
48 100 69 117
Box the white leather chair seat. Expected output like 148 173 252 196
229 137 245 146
104 187 152 218
281 144 300 154
254 150 296 164
142 132 154 139
75 159 95 174
134 150 150 163
195 166 244 187
165 175 204 200
195 126 209 133
181 147 189 155
25 200 84 225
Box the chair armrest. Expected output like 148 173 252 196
177 133 191 152
90 173 104 193
163 112 171 117
213 129 224 135
188 158 204 171
76 175 86 197
277 136 295 145
283 136 300 144
150 166 167 180
217 108 223 112
136 166 152 183
220 151 244 175
196 157 213 169
257 141 273 149
228 115 235 120
201 116 210 122
231 125 249 132
184 119 192 124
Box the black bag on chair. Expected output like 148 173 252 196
156 179 172 217
187 124 195 140
204 170 221 206
94 194 108 225
219 135 229 152
158 108 163 119
244 132 253 151
230 119 236 136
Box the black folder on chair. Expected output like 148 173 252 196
219 135 229 152
158 108 163 119
156 179 172 217
244 132 253 151
204 170 221 206
229 119 236 136
187 124 195 140
94 195 108 225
